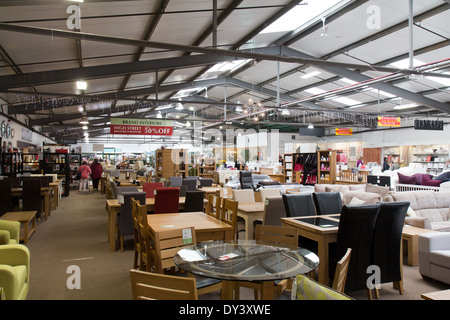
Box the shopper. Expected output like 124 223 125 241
78 161 92 192
90 158 103 190
356 157 364 168
382 157 390 172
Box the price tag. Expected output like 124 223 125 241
182 228 193 244
117 194 124 204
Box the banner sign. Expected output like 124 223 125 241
335 128 353 136
414 120 444 131
110 118 173 136
378 116 401 127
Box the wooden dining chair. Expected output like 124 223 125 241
235 225 300 300
220 199 240 239
332 248 352 293
130 197 146 269
153 226 197 274
205 194 216 218
135 201 154 272
130 269 198 300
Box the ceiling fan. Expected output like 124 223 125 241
304 17 343 40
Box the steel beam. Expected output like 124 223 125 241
0 54 238 89
280 46 450 114
0 24 447 79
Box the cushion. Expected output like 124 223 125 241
14 265 28 286
292 274 352 300
422 175 443 187
0 230 10 245
435 171 450 182
349 197 366 205
412 173 433 185
348 184 366 191
430 222 450 232
406 207 417 217
325 185 350 193
366 184 390 197
397 172 416 185
342 191 381 206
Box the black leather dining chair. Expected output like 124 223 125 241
312 192 342 215
182 178 197 191
282 193 316 217
118 192 146 252
332 204 380 297
239 171 254 190
183 191 205 212
371 201 409 298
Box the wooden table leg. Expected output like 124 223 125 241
317 238 330 286
109 209 117 252
260 281 275 300
221 281 235 300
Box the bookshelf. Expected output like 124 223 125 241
317 150 337 184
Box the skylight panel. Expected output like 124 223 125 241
259 0 346 34
305 87 360 106
426 72 450 87
390 58 425 69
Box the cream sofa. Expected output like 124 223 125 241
418 232 450 285
314 183 390 205
383 191 450 231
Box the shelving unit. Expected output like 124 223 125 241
69 153 82 189
412 153 448 176
43 152 70 196
22 153 41 175
1 152 22 177
155 148 189 179
317 150 337 184
197 158 216 178
283 152 317 184
283 153 294 183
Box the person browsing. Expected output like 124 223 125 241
78 161 92 192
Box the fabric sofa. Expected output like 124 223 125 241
418 232 450 285
383 191 450 231
314 183 390 205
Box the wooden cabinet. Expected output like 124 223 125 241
317 150 337 184
1 152 22 177
155 149 189 179
197 158 215 178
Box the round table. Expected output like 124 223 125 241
174 240 319 299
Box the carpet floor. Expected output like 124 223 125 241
23 190 449 300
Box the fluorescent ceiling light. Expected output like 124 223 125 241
305 87 326 95
69 0 84 2
393 103 418 110
371 89 396 98
301 70 321 79
260 0 344 34
82 126 88 130
207 59 251 74
76 81 87 90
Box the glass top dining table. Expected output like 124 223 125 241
173 240 319 283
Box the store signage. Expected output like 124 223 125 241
335 128 353 136
414 120 444 131
110 118 173 136
378 116 401 127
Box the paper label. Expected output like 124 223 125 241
218 253 239 261
182 228 193 244
117 194 124 204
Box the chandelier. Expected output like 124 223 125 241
239 98 266 121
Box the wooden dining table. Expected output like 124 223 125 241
105 197 208 251
282 214 410 286
281 214 340 286
147 211 233 243
237 202 265 240
11 187 51 220
196 186 222 195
